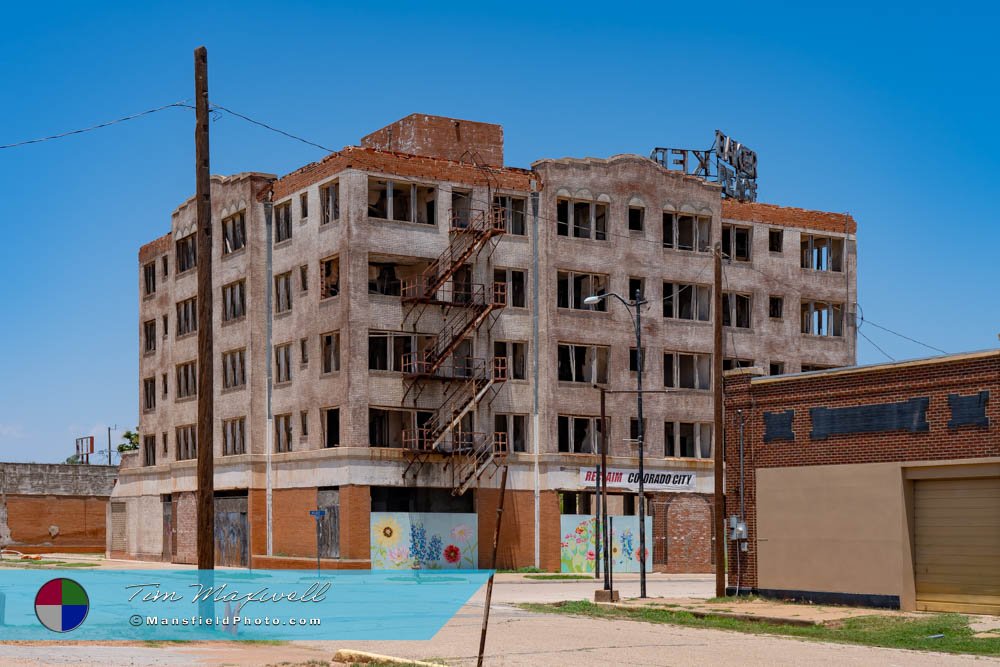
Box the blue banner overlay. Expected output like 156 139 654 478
0 569 491 640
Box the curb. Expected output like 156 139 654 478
333 649 445 666
597 602 819 627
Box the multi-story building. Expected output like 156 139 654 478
112 114 857 573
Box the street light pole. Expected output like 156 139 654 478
584 290 648 599
633 288 647 598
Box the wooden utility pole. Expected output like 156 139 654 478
477 465 508 667
712 243 725 597
195 45 215 571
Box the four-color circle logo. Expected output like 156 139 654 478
35 578 89 632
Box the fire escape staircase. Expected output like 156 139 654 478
399 206 509 493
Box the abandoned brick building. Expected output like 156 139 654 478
113 114 857 571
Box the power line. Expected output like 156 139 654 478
209 102 335 153
858 316 948 355
858 329 895 362
0 100 190 150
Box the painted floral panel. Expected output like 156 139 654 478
371 512 478 569
560 514 652 574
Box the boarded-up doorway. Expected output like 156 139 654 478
161 495 174 562
214 493 249 568
317 488 340 559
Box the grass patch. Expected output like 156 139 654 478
0 559 100 568
497 566 542 574
523 574 593 581
518 600 1000 657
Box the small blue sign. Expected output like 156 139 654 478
309 510 326 518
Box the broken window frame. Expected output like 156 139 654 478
368 332 430 372
722 224 752 262
662 283 711 321
176 234 197 274
664 421 713 459
556 198 608 241
368 178 436 225
143 262 156 296
722 292 752 329
557 270 609 311
222 280 246 321
557 415 606 454
275 414 293 453
143 435 156 466
323 407 340 448
800 300 845 337
769 295 784 319
221 211 246 255
320 181 340 225
275 272 293 313
143 320 156 353
800 234 845 272
176 361 197 399
275 202 292 243
557 343 610 384
494 340 527 380
494 413 528 453
223 417 246 456
321 331 341 374
176 424 197 460
275 343 292 383
143 377 156 412
768 228 783 253
222 348 246 389
663 212 711 252
665 351 711 390
315 256 340 298
176 298 197 336
494 267 527 308
368 407 431 448
494 195 527 235
367 261 401 297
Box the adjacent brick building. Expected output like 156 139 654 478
114 113 858 572
0 463 117 554
724 350 999 613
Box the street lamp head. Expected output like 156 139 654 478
583 294 605 306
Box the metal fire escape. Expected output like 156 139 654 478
399 202 509 495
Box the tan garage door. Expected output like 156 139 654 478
914 477 1000 614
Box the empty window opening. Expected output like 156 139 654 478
222 211 246 254
769 295 784 319
275 414 293 453
321 332 341 373
665 421 712 458
275 343 292 383
663 283 711 321
143 435 156 466
300 411 309 439
367 262 401 296
769 361 785 376
324 408 340 448
176 234 197 273
495 195 526 235
320 181 340 224
321 256 340 298
495 340 527 380
176 297 197 336
557 271 608 310
668 351 711 390
628 206 645 232
557 343 609 384
723 358 754 371
222 349 246 389
628 277 645 301
222 280 246 321
300 338 309 366
275 272 293 313
143 378 156 412
143 262 156 296
494 268 526 308
557 415 605 454
723 292 752 328
722 225 751 262
223 417 245 456
176 424 196 460
769 228 783 253
176 361 197 398
800 235 844 272
299 193 308 219
300 265 308 292
800 301 844 337
275 202 292 243
143 320 156 353
494 413 527 453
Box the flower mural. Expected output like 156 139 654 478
559 515 652 574
370 512 478 569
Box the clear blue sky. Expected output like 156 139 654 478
1 3 997 463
